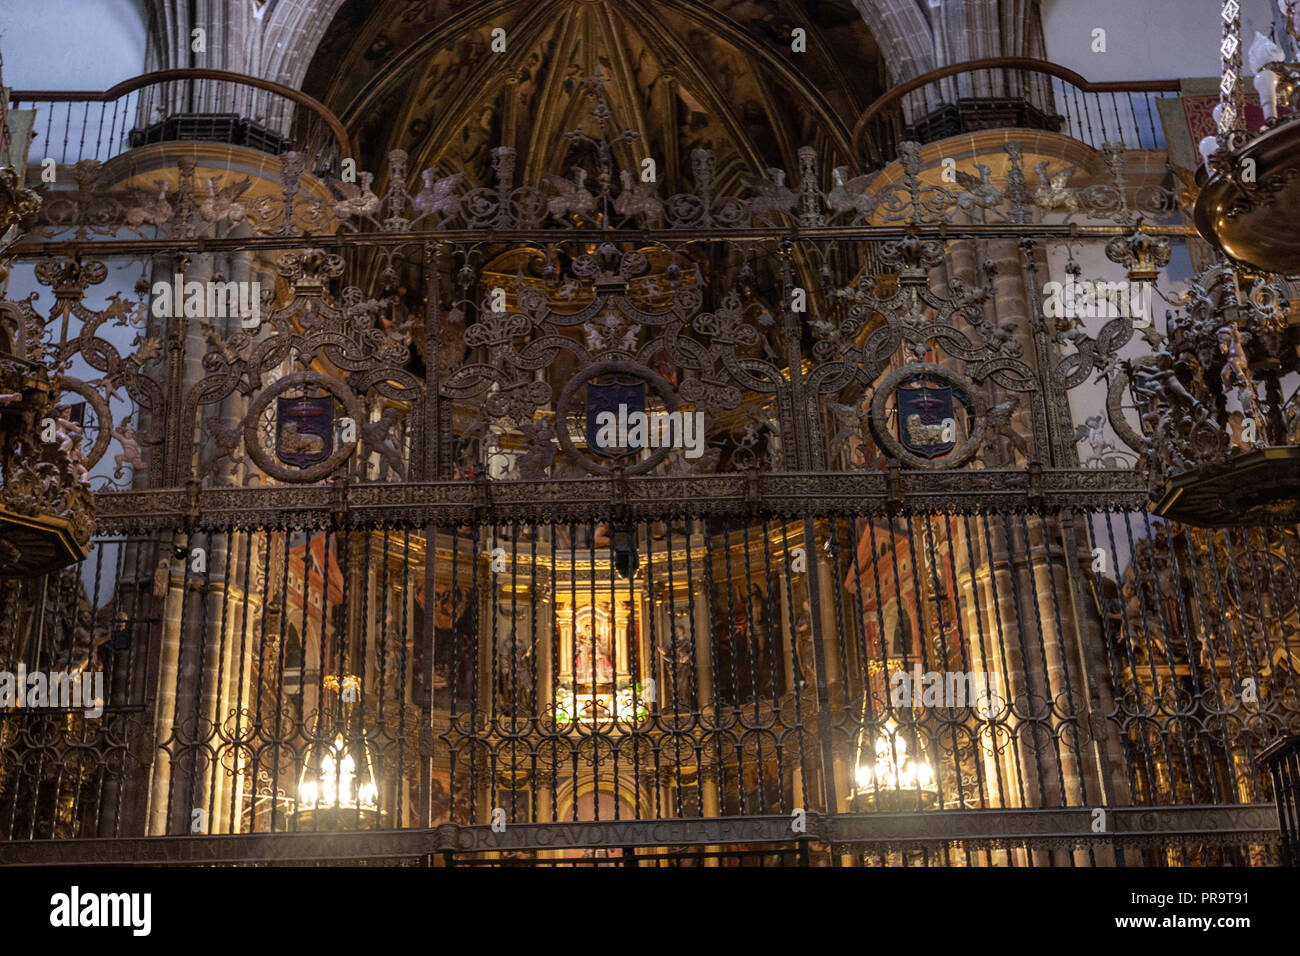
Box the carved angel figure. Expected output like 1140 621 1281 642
1074 414 1108 459
1216 323 1251 392
1127 350 1220 471
1133 350 1200 409
55 410 84 457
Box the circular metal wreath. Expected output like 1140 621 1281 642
242 371 365 483
59 377 113 469
869 363 987 470
554 359 681 476
1105 363 1146 456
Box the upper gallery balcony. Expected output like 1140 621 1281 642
853 56 1181 169
7 68 348 194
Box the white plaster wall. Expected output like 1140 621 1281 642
0 0 146 89
1042 0 1282 82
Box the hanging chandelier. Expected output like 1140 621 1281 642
296 675 382 826
848 715 939 811
1129 0 1300 526
1195 1 1300 274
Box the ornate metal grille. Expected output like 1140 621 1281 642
1 79 1295 864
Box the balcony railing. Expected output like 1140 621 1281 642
8 69 349 177
853 57 1181 169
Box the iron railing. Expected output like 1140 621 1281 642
0 504 1292 865
0 74 1290 867
853 57 1181 169
8 69 349 176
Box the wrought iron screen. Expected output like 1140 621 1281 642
0 79 1295 864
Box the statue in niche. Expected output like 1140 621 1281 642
658 620 695 704
496 607 534 710
791 584 817 688
152 556 172 599
573 621 614 684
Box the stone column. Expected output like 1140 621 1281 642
690 526 718 825
987 237 1037 466
145 530 187 835
211 528 253 834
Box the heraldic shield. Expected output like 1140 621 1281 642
276 395 335 468
585 380 645 459
897 381 956 459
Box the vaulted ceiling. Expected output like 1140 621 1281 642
301 0 885 194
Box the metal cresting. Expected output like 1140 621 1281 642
0 70 1295 869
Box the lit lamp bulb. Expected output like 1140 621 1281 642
1201 104 1226 169
299 734 380 812
856 719 935 794
1249 32 1286 120
855 763 872 790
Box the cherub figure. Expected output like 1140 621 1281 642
515 419 556 480
111 421 145 479
1217 323 1251 393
